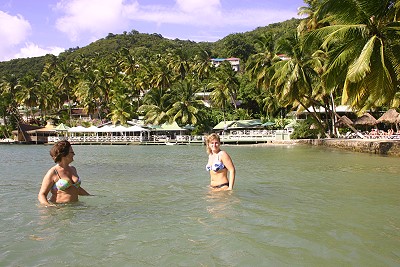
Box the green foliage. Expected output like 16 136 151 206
290 118 321 139
0 56 47 79
214 33 256 61
0 124 12 138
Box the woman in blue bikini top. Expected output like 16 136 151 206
38 140 90 206
205 133 235 190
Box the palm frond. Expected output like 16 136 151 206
346 36 377 83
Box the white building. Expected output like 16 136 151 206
211 58 240 71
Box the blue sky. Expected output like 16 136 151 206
0 0 305 62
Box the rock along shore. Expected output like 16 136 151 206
295 139 400 157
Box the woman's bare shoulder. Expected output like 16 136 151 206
45 165 56 175
219 150 231 159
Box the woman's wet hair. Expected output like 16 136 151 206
205 133 220 154
50 140 71 163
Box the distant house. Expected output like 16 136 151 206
211 57 240 71
277 54 290 60
12 121 57 144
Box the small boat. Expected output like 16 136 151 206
165 142 176 146
0 138 16 144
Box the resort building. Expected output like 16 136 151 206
289 105 357 120
11 120 193 145
212 119 292 143
10 118 294 145
210 58 240 71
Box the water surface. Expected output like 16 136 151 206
1 144 399 266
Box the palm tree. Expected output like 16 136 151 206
1 74 23 125
75 67 101 119
193 50 214 82
270 35 328 134
192 50 216 104
42 54 59 79
15 74 39 121
53 61 78 123
167 48 191 81
246 34 279 90
95 63 115 119
109 95 131 125
136 54 176 125
118 47 140 77
36 78 58 120
261 90 281 120
150 55 174 92
167 77 205 126
313 0 400 112
208 61 240 115
138 86 173 125
297 0 327 34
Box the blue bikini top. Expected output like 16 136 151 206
206 153 226 172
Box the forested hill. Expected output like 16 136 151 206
0 18 300 79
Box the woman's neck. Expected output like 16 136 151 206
57 162 69 169
211 150 220 155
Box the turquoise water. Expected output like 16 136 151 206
1 144 399 266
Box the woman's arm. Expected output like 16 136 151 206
72 166 90 196
221 151 235 190
38 168 55 206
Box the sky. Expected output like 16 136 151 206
0 0 305 62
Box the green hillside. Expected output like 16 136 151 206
0 18 300 79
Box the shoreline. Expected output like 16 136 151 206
248 139 400 157
294 138 400 157
3 137 400 157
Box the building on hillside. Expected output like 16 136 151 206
211 58 240 71
276 54 291 60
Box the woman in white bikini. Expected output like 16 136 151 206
38 140 90 206
205 133 235 191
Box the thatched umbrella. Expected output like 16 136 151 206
335 115 353 127
377 109 400 124
353 113 378 133
55 123 70 131
354 113 377 126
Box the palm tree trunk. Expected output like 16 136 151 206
329 93 339 137
298 99 330 138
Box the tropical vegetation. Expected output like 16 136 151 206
0 0 399 139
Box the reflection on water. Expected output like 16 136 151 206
0 144 399 266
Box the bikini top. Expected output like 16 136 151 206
52 169 81 191
206 153 226 172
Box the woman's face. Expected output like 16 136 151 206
67 147 75 162
208 139 220 153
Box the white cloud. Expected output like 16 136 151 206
125 0 297 28
124 0 223 26
0 11 31 61
53 0 300 43
175 0 221 15
55 0 136 42
14 42 64 59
